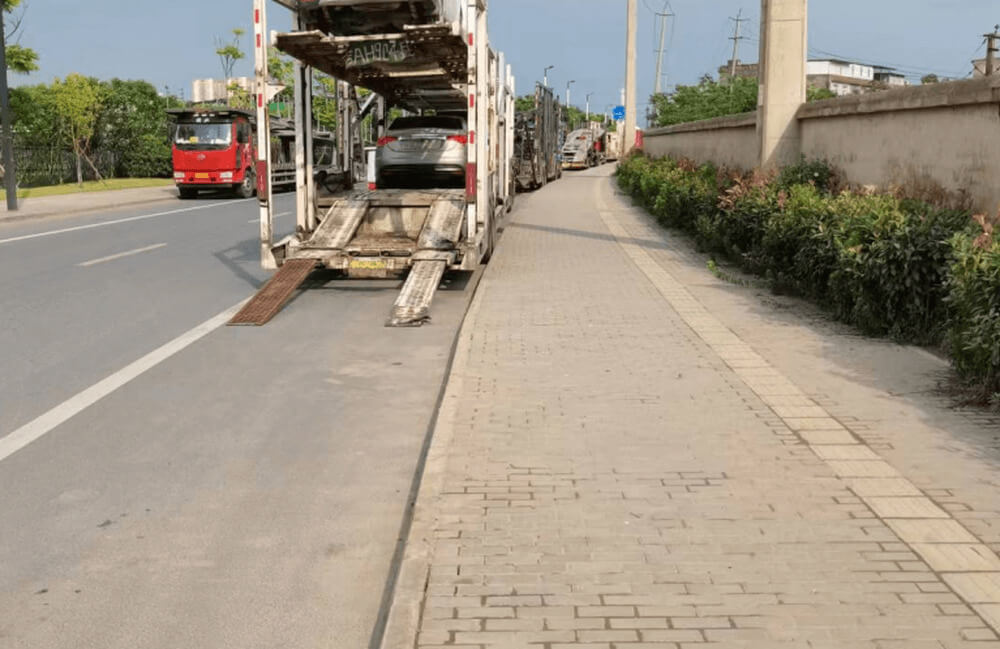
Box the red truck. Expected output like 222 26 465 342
169 108 259 199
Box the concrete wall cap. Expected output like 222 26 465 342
797 76 1000 120
644 111 757 136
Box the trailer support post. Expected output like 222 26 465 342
293 11 311 234
253 0 276 269
464 0 478 243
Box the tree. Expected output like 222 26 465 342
313 73 338 131
921 73 940 85
651 75 843 126
650 76 758 127
215 27 245 104
267 47 294 117
50 74 103 185
515 95 535 112
807 86 836 101
3 0 38 73
97 79 182 178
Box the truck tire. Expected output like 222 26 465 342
236 168 256 198
178 187 198 200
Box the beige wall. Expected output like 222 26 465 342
641 77 1000 214
643 113 758 171
798 80 1000 213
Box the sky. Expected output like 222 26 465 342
9 0 999 121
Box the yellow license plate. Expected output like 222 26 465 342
349 259 387 270
195 173 210 179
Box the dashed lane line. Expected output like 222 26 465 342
77 243 168 267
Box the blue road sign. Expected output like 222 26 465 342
612 105 626 121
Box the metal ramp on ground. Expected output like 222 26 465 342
228 259 317 326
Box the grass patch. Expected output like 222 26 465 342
1 178 173 200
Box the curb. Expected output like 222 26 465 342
0 191 178 225
378 283 486 649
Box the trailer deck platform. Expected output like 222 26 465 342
275 24 467 111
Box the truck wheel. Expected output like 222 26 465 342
236 169 256 198
178 187 198 200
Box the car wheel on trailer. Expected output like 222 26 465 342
178 187 198 200
236 168 256 198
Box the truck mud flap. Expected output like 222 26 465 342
386 260 447 327
228 258 316 326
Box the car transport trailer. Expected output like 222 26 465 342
230 0 515 327
513 82 562 192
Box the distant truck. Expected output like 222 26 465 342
170 109 259 199
562 127 606 170
169 108 339 199
513 83 562 191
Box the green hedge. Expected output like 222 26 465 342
617 152 1000 401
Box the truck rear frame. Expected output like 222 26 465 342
239 0 514 326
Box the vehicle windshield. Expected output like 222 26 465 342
388 116 465 131
175 122 233 149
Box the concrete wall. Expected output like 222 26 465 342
798 78 1000 213
643 113 758 171
642 77 1000 213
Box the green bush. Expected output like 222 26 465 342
947 216 1000 397
616 153 998 399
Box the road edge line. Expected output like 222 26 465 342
0 298 250 464
374 274 489 649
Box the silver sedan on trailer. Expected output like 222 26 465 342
376 115 468 189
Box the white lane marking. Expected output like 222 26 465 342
0 199 257 246
247 211 291 223
78 243 168 267
0 298 250 464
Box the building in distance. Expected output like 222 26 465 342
191 77 254 105
719 58 907 96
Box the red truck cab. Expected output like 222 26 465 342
169 109 257 199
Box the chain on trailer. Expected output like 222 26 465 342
231 0 516 327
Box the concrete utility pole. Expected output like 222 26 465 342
986 25 999 76
757 0 807 169
653 10 674 94
623 0 638 157
729 9 748 78
0 9 17 212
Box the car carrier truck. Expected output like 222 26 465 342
230 0 515 327
513 82 562 192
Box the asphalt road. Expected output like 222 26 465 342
0 192 479 648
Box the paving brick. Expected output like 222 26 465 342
912 544 1000 572
887 519 980 543
943 574 1000 604
391 170 1000 649
865 497 950 519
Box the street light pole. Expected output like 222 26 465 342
0 9 17 211
544 65 554 87
565 80 576 128
586 92 593 122
623 0 638 157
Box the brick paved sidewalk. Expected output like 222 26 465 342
381 166 1000 649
